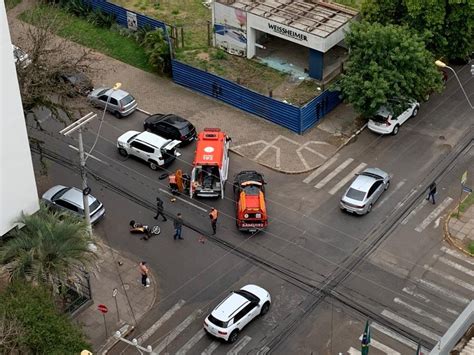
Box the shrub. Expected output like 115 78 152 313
142 28 172 74
87 8 116 28
468 241 474 255
211 49 226 60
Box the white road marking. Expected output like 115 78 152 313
227 335 252 355
401 199 428 224
378 180 406 207
176 329 206 355
424 265 474 292
68 145 105 164
329 163 367 195
402 286 459 316
315 158 354 189
358 335 400 355
381 309 440 341
440 246 474 266
159 188 207 212
416 278 469 305
154 309 202 354
434 216 441 228
371 322 428 351
138 300 186 344
347 347 361 355
255 137 280 160
303 153 340 184
232 140 268 149
201 341 219 355
393 298 449 327
257 346 270 354
436 255 474 277
415 197 453 232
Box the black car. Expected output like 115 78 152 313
58 71 93 96
144 114 197 145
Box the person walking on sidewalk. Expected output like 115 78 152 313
154 197 167 221
209 207 218 235
173 213 183 240
139 261 150 287
427 182 437 204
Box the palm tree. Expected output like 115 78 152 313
0 203 96 290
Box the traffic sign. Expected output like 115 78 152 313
98 304 108 314
461 171 468 185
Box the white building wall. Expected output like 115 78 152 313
0 1 39 236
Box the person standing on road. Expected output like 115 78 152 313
139 261 150 287
209 207 218 235
427 182 437 204
173 213 183 240
154 197 167 221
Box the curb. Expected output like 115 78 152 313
100 323 134 354
137 107 152 115
443 206 474 257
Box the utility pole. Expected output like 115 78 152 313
59 112 98 236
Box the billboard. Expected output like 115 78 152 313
213 2 247 57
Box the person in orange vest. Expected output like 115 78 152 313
209 207 218 235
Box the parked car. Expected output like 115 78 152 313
87 87 137 117
58 71 93 96
367 101 420 135
13 45 31 67
42 185 105 224
233 170 268 232
204 285 271 343
143 114 197 145
117 130 181 170
340 168 390 215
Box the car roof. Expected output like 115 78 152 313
109 89 131 100
350 174 376 192
147 114 190 129
212 292 249 321
136 131 172 147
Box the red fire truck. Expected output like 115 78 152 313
190 128 230 199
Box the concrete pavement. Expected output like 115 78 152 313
446 204 474 257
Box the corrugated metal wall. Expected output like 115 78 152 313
172 60 342 134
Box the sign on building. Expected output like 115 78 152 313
127 11 138 31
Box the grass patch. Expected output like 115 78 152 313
19 5 153 72
5 0 22 10
451 192 474 219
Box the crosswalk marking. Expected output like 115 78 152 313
328 163 367 195
201 341 219 355
440 246 474 266
227 335 252 355
371 322 427 351
381 309 440 342
436 255 474 277
423 265 474 292
176 329 207 355
347 347 361 355
393 298 449 327
315 158 354 189
402 286 460 316
138 300 185 344
416 278 469 305
358 335 400 354
303 153 340 184
402 199 428 224
155 309 202 354
378 180 406 207
415 197 453 232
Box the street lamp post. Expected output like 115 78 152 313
114 331 156 354
435 60 474 109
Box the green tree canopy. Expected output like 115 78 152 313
0 282 90 353
339 21 443 117
0 204 96 290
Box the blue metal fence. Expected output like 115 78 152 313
172 60 342 134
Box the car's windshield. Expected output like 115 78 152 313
345 188 366 201
235 290 259 302
208 314 228 328
51 187 69 201
127 133 140 143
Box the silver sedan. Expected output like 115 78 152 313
340 168 390 215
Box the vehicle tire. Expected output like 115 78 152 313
118 148 128 157
367 204 373 213
228 330 239 343
260 302 270 316
149 161 159 171
114 111 122 118
412 107 419 117
385 180 390 190
392 125 400 135
150 226 161 235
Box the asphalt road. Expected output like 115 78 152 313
28 61 473 354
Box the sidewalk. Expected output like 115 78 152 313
7 0 363 174
74 242 157 353
445 204 474 257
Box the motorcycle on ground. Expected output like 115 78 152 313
129 220 161 240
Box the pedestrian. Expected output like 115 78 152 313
154 197 167 221
209 207 218 235
427 182 437 204
173 213 183 240
139 261 150 287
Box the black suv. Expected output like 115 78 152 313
144 114 196 145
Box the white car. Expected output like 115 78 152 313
117 131 181 170
204 285 271 343
368 101 420 135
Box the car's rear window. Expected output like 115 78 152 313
121 95 135 105
371 114 389 123
208 314 228 328
89 200 101 212
178 125 192 135
346 188 366 201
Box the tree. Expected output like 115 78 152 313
339 22 443 117
142 28 172 74
15 10 97 124
0 204 96 290
0 282 90 353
